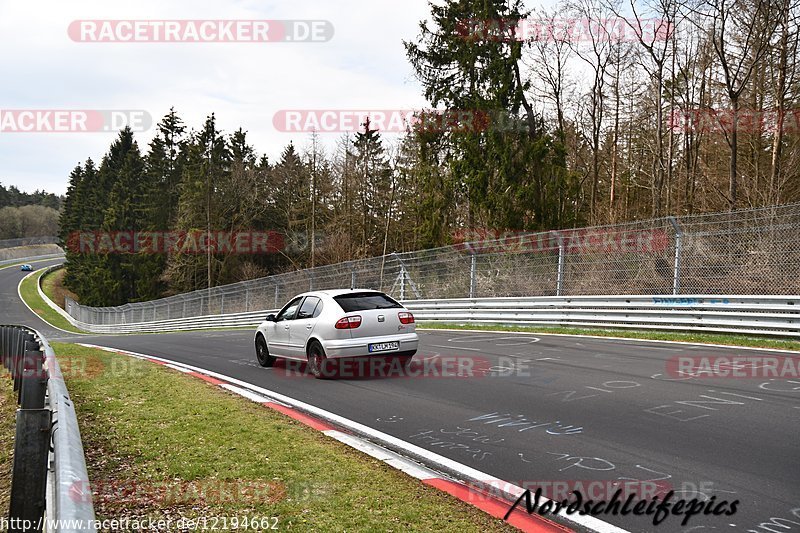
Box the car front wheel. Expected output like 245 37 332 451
255 335 276 367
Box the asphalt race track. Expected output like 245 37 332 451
2 261 798 533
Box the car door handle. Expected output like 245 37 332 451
284 325 290 330
306 325 313 329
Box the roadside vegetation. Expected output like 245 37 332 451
55 342 515 532
41 267 77 310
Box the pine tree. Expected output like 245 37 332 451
165 114 231 294
405 0 569 231
352 118 394 256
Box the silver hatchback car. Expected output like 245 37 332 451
254 289 418 378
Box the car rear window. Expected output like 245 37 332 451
334 292 402 312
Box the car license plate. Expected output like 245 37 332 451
369 342 399 353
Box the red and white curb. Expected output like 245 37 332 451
79 343 631 533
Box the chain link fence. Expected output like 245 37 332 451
0 236 59 249
65 203 800 326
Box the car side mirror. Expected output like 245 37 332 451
266 314 276 322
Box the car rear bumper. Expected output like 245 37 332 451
322 332 419 359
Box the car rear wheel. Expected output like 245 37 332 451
308 341 331 379
255 335 275 367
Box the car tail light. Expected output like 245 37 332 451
335 315 362 329
398 312 415 324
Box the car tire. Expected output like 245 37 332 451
308 341 331 379
255 335 276 367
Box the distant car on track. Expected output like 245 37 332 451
254 289 418 378
20 264 33 271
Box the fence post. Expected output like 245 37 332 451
351 265 356 290
399 264 406 301
274 284 280 307
668 217 683 295
469 253 477 299
553 231 565 297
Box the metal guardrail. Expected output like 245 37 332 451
48 290 800 337
1 325 96 533
406 295 800 337
0 253 64 268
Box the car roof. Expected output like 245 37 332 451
297 288 384 298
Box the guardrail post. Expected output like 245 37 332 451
469 253 477 299
1 327 9 375
13 330 35 395
668 217 683 295
9 408 51 533
20 341 46 409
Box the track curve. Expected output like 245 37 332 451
3 262 798 533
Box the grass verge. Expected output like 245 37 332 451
419 322 800 351
19 269 84 334
0 373 16 514
41 267 77 311
54 342 516 532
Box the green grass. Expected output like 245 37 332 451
419 322 800 351
55 343 516 532
18 268 83 334
0 373 17 514
41 267 70 309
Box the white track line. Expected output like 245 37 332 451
421 327 800 354
17 262 90 336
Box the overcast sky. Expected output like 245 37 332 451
0 0 435 195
